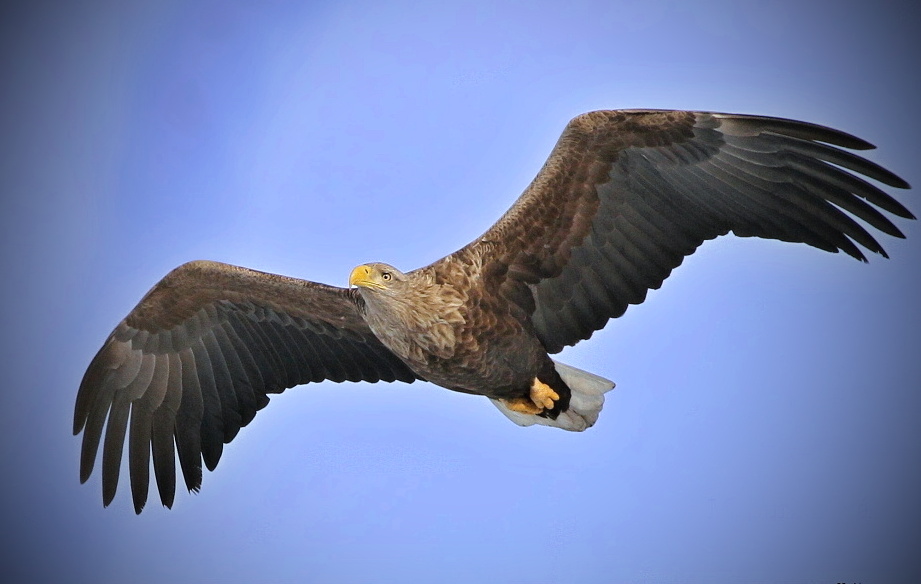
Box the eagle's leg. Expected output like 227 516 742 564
501 378 560 414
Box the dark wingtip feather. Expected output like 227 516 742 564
79 428 101 484
888 175 911 191
857 161 911 191
103 485 116 508
714 113 878 150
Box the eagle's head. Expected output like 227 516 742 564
348 262 409 296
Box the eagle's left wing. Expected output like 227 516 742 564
437 110 912 353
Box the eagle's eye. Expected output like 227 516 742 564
381 272 392 281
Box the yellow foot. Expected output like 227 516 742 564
529 378 559 410
502 396 543 415
500 378 560 415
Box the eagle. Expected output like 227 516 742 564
74 109 913 513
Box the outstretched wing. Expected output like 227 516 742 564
439 109 912 353
74 260 418 512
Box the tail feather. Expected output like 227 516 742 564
490 360 615 432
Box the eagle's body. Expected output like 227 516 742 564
351 261 579 418
353 264 565 399
75 109 913 513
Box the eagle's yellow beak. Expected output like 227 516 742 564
349 265 384 289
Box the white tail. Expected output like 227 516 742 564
490 360 615 432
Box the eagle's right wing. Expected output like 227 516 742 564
74 260 418 513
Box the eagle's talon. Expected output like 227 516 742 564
530 378 559 410
499 379 561 414
501 396 543 415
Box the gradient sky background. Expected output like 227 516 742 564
2 1 919 582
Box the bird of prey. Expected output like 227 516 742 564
74 109 913 513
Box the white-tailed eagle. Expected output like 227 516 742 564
74 109 913 512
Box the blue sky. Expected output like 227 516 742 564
2 1 919 582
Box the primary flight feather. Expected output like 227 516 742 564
74 109 913 513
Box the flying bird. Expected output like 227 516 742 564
74 109 913 513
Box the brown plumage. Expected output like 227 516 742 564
74 109 913 513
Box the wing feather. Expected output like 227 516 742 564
75 260 418 512
127 353 169 512
128 399 153 512
172 346 203 494
150 351 182 508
